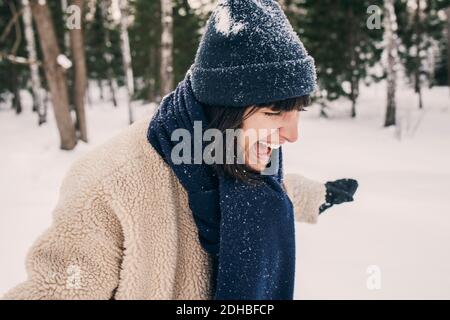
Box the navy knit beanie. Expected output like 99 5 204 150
190 0 317 107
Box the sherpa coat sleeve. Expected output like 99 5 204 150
284 173 326 224
1 167 323 299
1 160 124 300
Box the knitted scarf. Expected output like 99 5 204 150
147 70 296 300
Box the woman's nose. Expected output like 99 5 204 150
279 111 299 143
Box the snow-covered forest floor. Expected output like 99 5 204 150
1 82 449 298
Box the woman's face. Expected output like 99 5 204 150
240 106 300 172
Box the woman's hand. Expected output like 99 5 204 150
319 179 359 214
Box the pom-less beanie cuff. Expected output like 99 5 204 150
190 55 317 107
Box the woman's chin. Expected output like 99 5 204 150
246 152 272 172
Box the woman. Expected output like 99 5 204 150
3 0 357 300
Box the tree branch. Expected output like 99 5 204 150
0 51 41 65
0 5 24 43
10 1 22 55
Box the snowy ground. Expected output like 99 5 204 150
0 83 449 299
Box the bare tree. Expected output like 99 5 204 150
21 0 46 124
413 0 424 109
69 0 88 142
384 0 399 127
61 0 71 55
446 7 450 96
30 0 77 150
160 0 174 96
118 0 135 124
100 0 118 107
347 7 359 118
1 1 23 114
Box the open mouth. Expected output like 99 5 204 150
254 141 280 165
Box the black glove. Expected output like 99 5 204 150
319 178 358 214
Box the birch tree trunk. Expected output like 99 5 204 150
69 0 88 142
160 0 174 97
148 45 158 102
384 0 398 127
61 0 71 55
11 67 22 114
100 0 118 107
118 0 134 124
446 7 450 95
414 0 424 109
348 7 358 118
30 0 77 150
21 0 46 123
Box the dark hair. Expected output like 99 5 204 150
202 95 311 182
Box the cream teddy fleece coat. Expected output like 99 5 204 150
2 117 325 300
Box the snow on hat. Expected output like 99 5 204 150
189 0 317 107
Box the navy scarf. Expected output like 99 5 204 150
147 70 296 300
